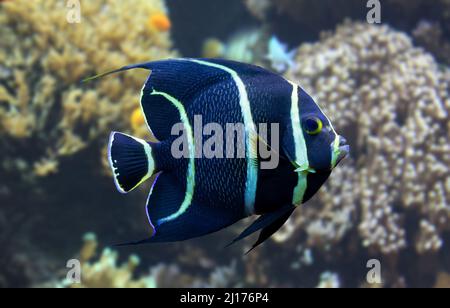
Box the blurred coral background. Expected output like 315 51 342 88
0 0 449 288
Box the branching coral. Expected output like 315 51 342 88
56 233 156 288
0 0 176 184
283 22 450 261
47 233 241 288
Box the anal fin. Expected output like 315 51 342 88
119 172 242 245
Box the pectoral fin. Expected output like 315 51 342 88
245 207 295 254
226 204 295 249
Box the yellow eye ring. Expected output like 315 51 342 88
303 117 323 135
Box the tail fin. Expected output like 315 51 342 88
108 132 156 194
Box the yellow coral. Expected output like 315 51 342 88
39 233 240 288
0 0 177 182
79 233 98 262
62 233 155 288
33 158 59 177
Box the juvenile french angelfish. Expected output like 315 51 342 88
85 58 349 252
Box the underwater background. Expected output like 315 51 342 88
0 0 449 288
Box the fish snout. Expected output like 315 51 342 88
336 136 349 165
331 135 349 169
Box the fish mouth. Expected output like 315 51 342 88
331 136 349 168
337 145 349 165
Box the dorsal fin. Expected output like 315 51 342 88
83 58 278 141
139 59 231 140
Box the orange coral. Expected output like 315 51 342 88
148 13 171 32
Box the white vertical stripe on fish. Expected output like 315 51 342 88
188 59 258 215
150 90 196 225
288 81 309 205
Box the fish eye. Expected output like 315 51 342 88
303 116 323 135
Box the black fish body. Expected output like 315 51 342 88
94 58 349 249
